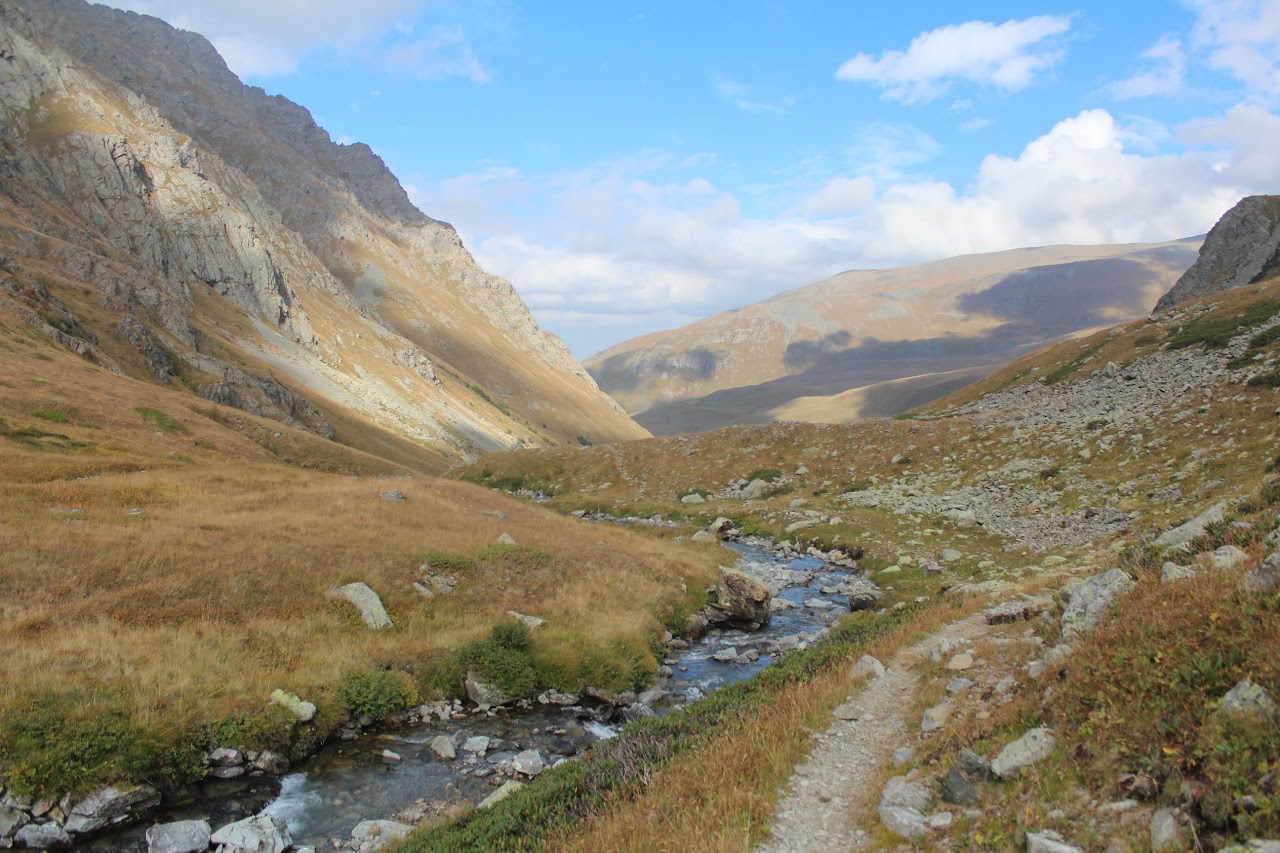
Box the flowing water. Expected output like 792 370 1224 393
82 539 867 851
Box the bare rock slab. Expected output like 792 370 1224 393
146 820 212 853
209 814 291 853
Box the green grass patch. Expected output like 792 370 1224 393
30 408 68 423
746 468 783 483
1043 343 1104 385
340 670 420 721
136 407 188 434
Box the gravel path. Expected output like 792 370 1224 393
757 613 992 852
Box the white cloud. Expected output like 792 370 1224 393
836 15 1072 103
712 75 795 114
1108 35 1187 99
1190 0 1280 98
412 106 1279 356
102 0 491 80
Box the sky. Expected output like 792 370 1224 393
101 0 1280 357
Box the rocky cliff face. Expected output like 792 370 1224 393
1154 195 1280 313
0 0 644 461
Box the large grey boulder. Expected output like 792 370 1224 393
430 735 457 760
739 478 772 500
512 750 545 777
1155 195 1280 313
0 805 28 840
208 814 291 853
1060 570 1134 638
15 823 70 849
878 805 928 839
146 820 212 853
63 784 161 834
706 567 771 629
329 582 393 629
991 728 1056 779
464 671 509 706
1219 680 1279 721
1153 502 1225 550
877 777 931 838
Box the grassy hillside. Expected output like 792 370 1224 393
0 319 717 800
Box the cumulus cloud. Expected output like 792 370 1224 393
411 106 1278 356
836 15 1072 102
1108 35 1187 99
1190 0 1280 98
102 0 491 80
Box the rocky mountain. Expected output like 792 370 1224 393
588 239 1201 435
1155 194 1280 313
0 0 644 466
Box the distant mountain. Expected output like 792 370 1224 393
0 0 644 465
588 239 1201 434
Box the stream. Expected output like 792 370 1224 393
82 539 870 851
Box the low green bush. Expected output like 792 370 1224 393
340 670 419 721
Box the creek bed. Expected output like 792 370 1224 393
81 539 868 851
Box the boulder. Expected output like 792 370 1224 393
680 493 706 504
921 703 952 733
1060 570 1134 638
350 820 412 852
505 611 546 629
849 654 886 681
1219 680 1279 721
63 784 161 834
496 533 517 545
986 597 1048 624
465 671 508 706
329 582 393 630
208 814 291 853
512 750 545 777
1151 808 1184 852
430 735 457 760
706 567 771 629
478 780 525 809
146 820 212 853
878 805 928 839
879 775 932 811
1212 545 1249 570
991 728 1056 779
1161 562 1197 583
251 751 289 776
946 653 974 671
739 478 771 500
0 805 28 840
690 530 715 543
1243 551 1280 594
15 823 70 849
268 688 317 722
1153 502 1226 550
462 736 490 756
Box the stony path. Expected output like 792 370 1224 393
757 613 993 852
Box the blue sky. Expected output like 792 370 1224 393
105 1 1280 356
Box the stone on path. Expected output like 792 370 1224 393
832 703 859 721
849 654 886 681
146 820 211 853
991 727 1056 779
877 777 932 838
329 582 393 630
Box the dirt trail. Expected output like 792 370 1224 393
758 612 993 852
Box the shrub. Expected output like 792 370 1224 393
339 670 419 721
459 621 538 699
747 468 782 483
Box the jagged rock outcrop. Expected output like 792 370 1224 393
1155 195 1280 313
0 0 645 461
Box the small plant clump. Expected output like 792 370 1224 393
339 670 419 721
30 408 68 423
136 406 188 434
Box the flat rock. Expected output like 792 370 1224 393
350 820 413 851
462 735 490 755
1243 551 1280 594
329 582 393 630
946 652 975 671
991 727 1056 779
1151 807 1184 851
430 735 457 760
208 814 291 853
1027 830 1083 853
878 806 927 839
64 784 161 834
921 703 952 733
986 598 1048 624
496 532 517 545
832 704 859 721
1161 562 1197 583
505 610 546 629
1212 545 1249 570
879 775 933 812
1153 502 1225 550
146 820 211 853
512 749 545 777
